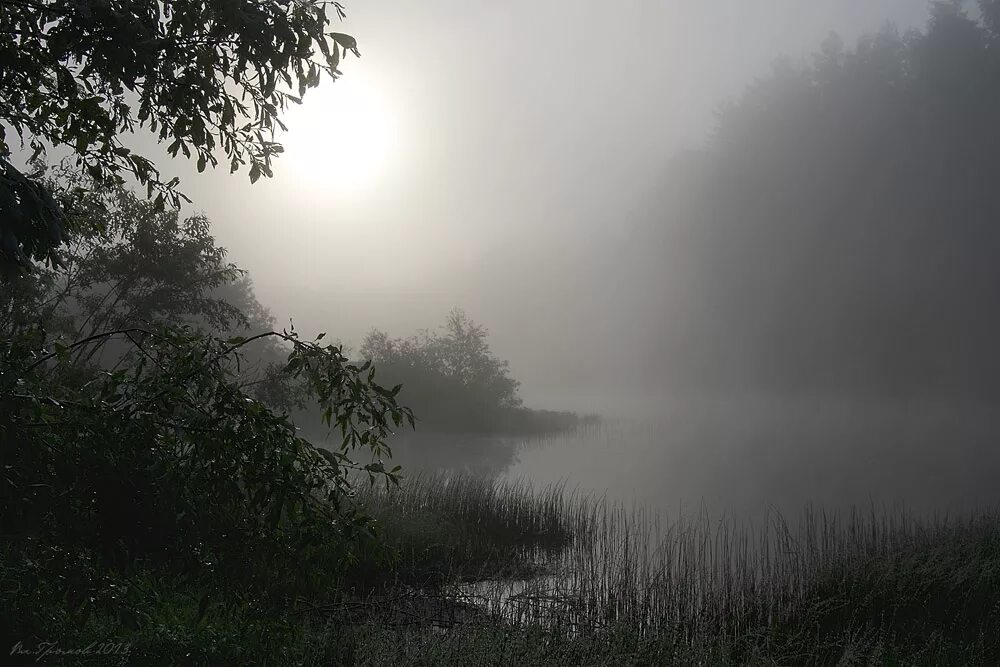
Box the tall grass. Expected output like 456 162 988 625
8 467 993 664
352 471 1000 661
347 473 593 588
366 472 586 547
483 502 1000 635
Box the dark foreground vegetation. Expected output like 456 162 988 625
3 469 1000 665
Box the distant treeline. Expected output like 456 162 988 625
359 310 595 435
639 1 1000 398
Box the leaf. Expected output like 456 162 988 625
196 593 212 624
328 33 360 57
329 42 340 71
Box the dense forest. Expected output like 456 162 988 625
638 0 1000 398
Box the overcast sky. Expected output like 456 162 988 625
151 1 934 412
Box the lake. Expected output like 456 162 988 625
388 396 1000 520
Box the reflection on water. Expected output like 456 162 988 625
386 431 520 477
391 397 1000 519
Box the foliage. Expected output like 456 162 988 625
358 310 589 434
0 322 414 600
2 170 243 336
0 0 361 271
0 171 308 409
0 0 435 660
363 309 522 410
360 309 525 432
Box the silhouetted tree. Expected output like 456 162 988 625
0 0 360 272
360 309 523 432
0 169 301 406
435 309 522 410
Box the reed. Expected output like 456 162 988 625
352 471 1000 662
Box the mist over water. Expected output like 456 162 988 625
293 1 1000 549
392 396 1000 521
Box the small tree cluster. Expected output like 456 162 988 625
360 309 522 431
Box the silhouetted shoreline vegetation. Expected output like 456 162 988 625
4 473 1000 664
357 311 597 436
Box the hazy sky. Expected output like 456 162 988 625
154 1 933 412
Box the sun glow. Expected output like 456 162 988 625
279 73 396 195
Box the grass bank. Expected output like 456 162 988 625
4 472 1000 665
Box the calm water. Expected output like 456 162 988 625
389 397 1000 519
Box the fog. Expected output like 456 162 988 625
85 0 1000 513
146 0 936 414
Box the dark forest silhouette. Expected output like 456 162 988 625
639 1 1000 398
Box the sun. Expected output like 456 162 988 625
278 73 395 195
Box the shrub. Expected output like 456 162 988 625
0 323 413 599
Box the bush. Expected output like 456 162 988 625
0 323 413 600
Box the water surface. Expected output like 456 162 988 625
390 397 1000 519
